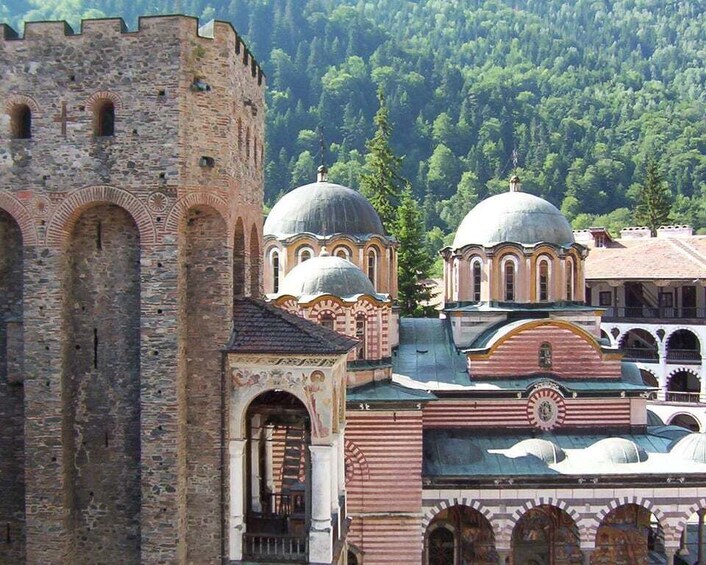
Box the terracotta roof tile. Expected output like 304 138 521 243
228 297 359 355
585 236 706 280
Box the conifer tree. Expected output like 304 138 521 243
360 89 403 233
395 183 435 317
634 160 671 237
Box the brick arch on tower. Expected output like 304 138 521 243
0 193 38 246
592 495 665 543
85 90 123 112
5 93 41 114
421 498 495 532
164 192 230 243
46 185 155 248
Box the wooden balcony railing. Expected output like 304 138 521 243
243 533 308 562
665 391 702 404
620 347 659 362
666 349 702 363
601 306 705 321
262 492 306 517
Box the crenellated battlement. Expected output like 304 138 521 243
0 15 264 86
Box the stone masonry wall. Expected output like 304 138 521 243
180 206 231 563
0 209 25 564
0 14 265 564
63 205 141 563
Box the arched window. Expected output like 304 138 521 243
298 247 313 263
11 104 32 139
95 100 115 137
271 250 280 293
355 314 366 360
367 248 377 287
472 259 482 302
538 259 549 302
452 258 460 301
320 313 335 332
503 259 516 302
566 258 574 301
334 246 351 260
539 342 552 369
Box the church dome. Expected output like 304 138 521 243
452 187 574 249
279 254 377 298
507 438 566 464
586 438 647 464
670 433 706 464
264 177 384 238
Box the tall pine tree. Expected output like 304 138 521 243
395 183 435 317
634 160 671 237
360 89 403 233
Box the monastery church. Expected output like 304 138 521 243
1 14 706 565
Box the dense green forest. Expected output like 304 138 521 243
4 0 706 245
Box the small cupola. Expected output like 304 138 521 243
510 175 521 193
317 165 328 183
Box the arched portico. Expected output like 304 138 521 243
592 503 665 564
227 344 351 565
512 505 582 565
424 505 497 565
242 390 311 561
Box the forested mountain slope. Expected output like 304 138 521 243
3 0 705 236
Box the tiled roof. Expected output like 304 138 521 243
585 236 706 280
228 298 359 355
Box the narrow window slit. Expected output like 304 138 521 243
93 328 98 369
96 221 102 250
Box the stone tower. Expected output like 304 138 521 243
0 15 264 564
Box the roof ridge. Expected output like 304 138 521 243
666 238 706 271
232 297 359 353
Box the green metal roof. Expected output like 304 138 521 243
347 380 437 403
423 427 706 479
393 318 468 387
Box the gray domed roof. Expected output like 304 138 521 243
670 433 706 463
586 438 647 464
507 438 566 464
452 191 574 248
279 254 377 298
264 181 385 238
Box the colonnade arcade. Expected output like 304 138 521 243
607 324 706 405
422 498 706 565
